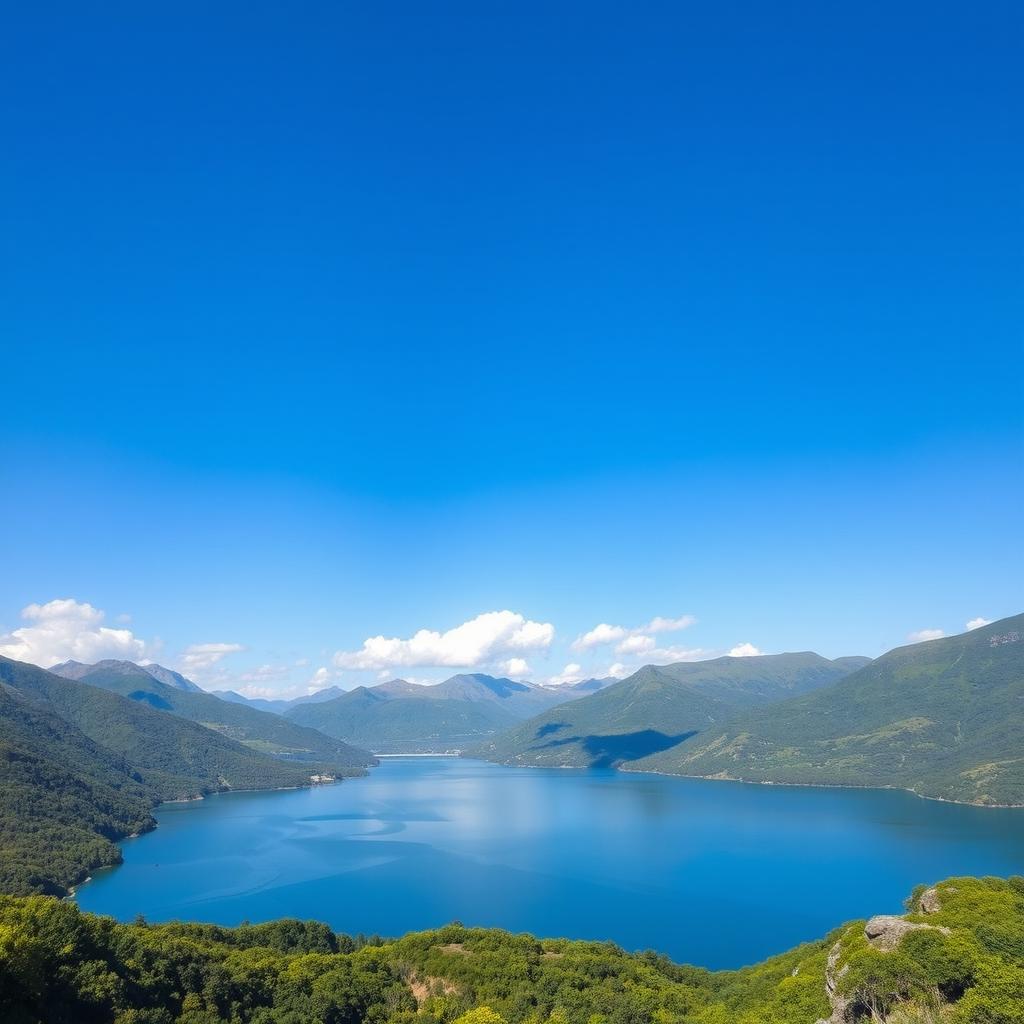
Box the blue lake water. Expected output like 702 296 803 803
76 757 1024 968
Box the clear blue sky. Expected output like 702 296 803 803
1 2 1021 695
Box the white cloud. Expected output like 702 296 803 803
616 634 656 655
966 617 992 631
0 598 150 668
606 663 631 679
907 628 945 643
546 662 584 686
309 666 333 689
640 615 697 634
571 623 627 650
333 610 554 671
572 613 695 651
728 642 763 657
500 657 531 678
179 642 244 673
648 645 708 662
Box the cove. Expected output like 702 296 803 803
75 757 1024 969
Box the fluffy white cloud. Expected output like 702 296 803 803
0 598 150 668
333 610 555 671
571 623 627 650
501 657 531 678
546 662 584 686
606 662 631 679
966 617 993 631
728 642 763 657
179 642 244 673
907 628 944 643
572 614 695 651
616 634 656 655
309 666 333 688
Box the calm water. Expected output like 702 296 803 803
76 757 1024 968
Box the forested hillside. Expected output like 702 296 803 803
287 674 573 753
50 660 374 769
0 656 371 897
472 653 865 768
636 614 1024 805
2 875 1022 1024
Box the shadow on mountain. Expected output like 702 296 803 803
535 721 569 738
529 729 698 767
582 730 697 768
127 690 174 711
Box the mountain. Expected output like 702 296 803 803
472 652 868 767
139 662 206 692
2 875 1021 1024
211 689 291 713
49 660 375 771
0 655 343 895
285 673 574 753
634 613 1024 805
211 684 347 714
566 675 618 693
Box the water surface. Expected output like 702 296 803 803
77 757 1024 968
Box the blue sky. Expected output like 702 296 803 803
1 2 1021 695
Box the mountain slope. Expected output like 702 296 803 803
472 652 867 767
1 656 320 797
633 614 1024 805
50 660 375 771
286 673 573 753
471 665 733 766
0 680 156 895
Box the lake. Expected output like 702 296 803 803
76 757 1024 968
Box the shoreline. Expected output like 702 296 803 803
464 755 1024 809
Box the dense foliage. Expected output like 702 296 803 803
472 654 864 768
1 876 1022 1024
0 656 371 897
637 613 1024 805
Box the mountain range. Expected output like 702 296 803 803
50 659 372 768
285 673 583 753
474 615 1024 805
634 612 1024 805
471 652 871 767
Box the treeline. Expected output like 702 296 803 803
1 877 1022 1024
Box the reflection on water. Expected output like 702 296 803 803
77 757 1024 968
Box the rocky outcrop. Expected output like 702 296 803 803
864 914 950 951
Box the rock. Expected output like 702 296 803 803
919 887 942 914
864 915 949 951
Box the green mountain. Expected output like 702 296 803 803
0 655 375 896
286 673 573 753
0 680 155 896
634 613 1024 805
2 875 1022 1024
50 659 375 770
472 652 865 767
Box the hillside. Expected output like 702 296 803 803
286 673 572 753
472 653 866 767
634 614 1024 805
0 655 376 896
0 681 156 896
2 875 1021 1024
50 660 375 771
